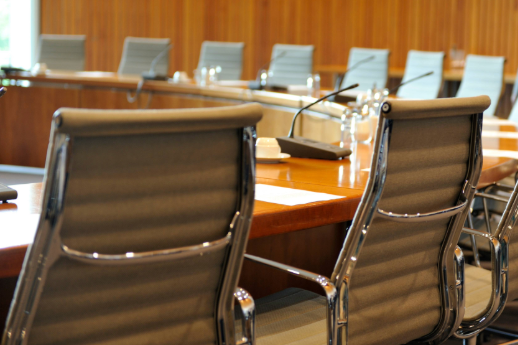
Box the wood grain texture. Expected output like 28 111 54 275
0 86 80 167
40 0 518 82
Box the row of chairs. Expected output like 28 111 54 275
5 95 518 344
37 35 245 79
38 34 512 116
38 35 244 79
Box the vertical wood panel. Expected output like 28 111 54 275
40 0 518 82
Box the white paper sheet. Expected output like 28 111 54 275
483 118 518 127
0 214 39 249
483 149 518 160
482 131 518 139
255 184 344 206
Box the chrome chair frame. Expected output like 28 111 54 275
455 180 518 339
246 101 484 345
2 116 257 345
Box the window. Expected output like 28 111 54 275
0 0 39 69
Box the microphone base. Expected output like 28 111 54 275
331 94 356 104
248 80 264 90
142 72 168 81
276 136 352 160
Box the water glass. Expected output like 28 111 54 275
259 69 268 87
306 73 321 97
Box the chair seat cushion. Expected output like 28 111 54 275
237 288 327 345
464 264 492 320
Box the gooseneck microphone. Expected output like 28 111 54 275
128 44 172 106
276 83 359 160
334 55 375 90
142 44 173 81
0 87 7 98
288 84 359 138
248 51 287 90
388 71 433 94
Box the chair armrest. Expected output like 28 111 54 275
456 229 505 338
244 253 331 288
234 288 255 345
461 227 495 241
244 253 342 343
474 192 510 203
483 182 515 194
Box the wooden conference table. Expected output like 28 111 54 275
1 71 518 298
2 124 518 298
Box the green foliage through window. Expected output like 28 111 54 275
0 1 9 52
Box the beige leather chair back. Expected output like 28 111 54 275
2 104 262 345
397 50 444 100
118 37 171 76
198 41 245 80
456 54 505 115
38 34 86 71
333 96 489 344
267 44 314 87
341 47 390 91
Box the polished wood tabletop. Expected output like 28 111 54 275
1 124 518 279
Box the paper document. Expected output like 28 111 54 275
255 184 344 206
483 149 518 160
0 214 39 249
483 118 518 127
482 131 518 139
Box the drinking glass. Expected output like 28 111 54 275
306 73 321 97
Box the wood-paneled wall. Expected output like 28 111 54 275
41 0 518 83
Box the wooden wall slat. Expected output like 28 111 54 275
40 0 518 83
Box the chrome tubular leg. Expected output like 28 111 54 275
323 284 339 345
482 197 492 235
467 213 482 267
463 336 477 345
235 288 255 345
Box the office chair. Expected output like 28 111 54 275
456 54 505 116
397 50 445 100
37 34 86 72
197 41 245 81
1 103 262 345
243 96 490 344
267 44 314 87
455 180 518 342
118 37 171 76
340 47 390 92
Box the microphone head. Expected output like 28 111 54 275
0 87 7 98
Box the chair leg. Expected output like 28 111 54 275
463 336 477 345
235 288 255 345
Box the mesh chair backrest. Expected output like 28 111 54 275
508 231 518 301
267 44 314 86
333 96 489 345
456 54 505 116
341 47 390 91
397 50 444 100
493 181 518 302
3 104 262 345
198 41 245 80
508 98 518 124
38 34 86 72
118 37 171 76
